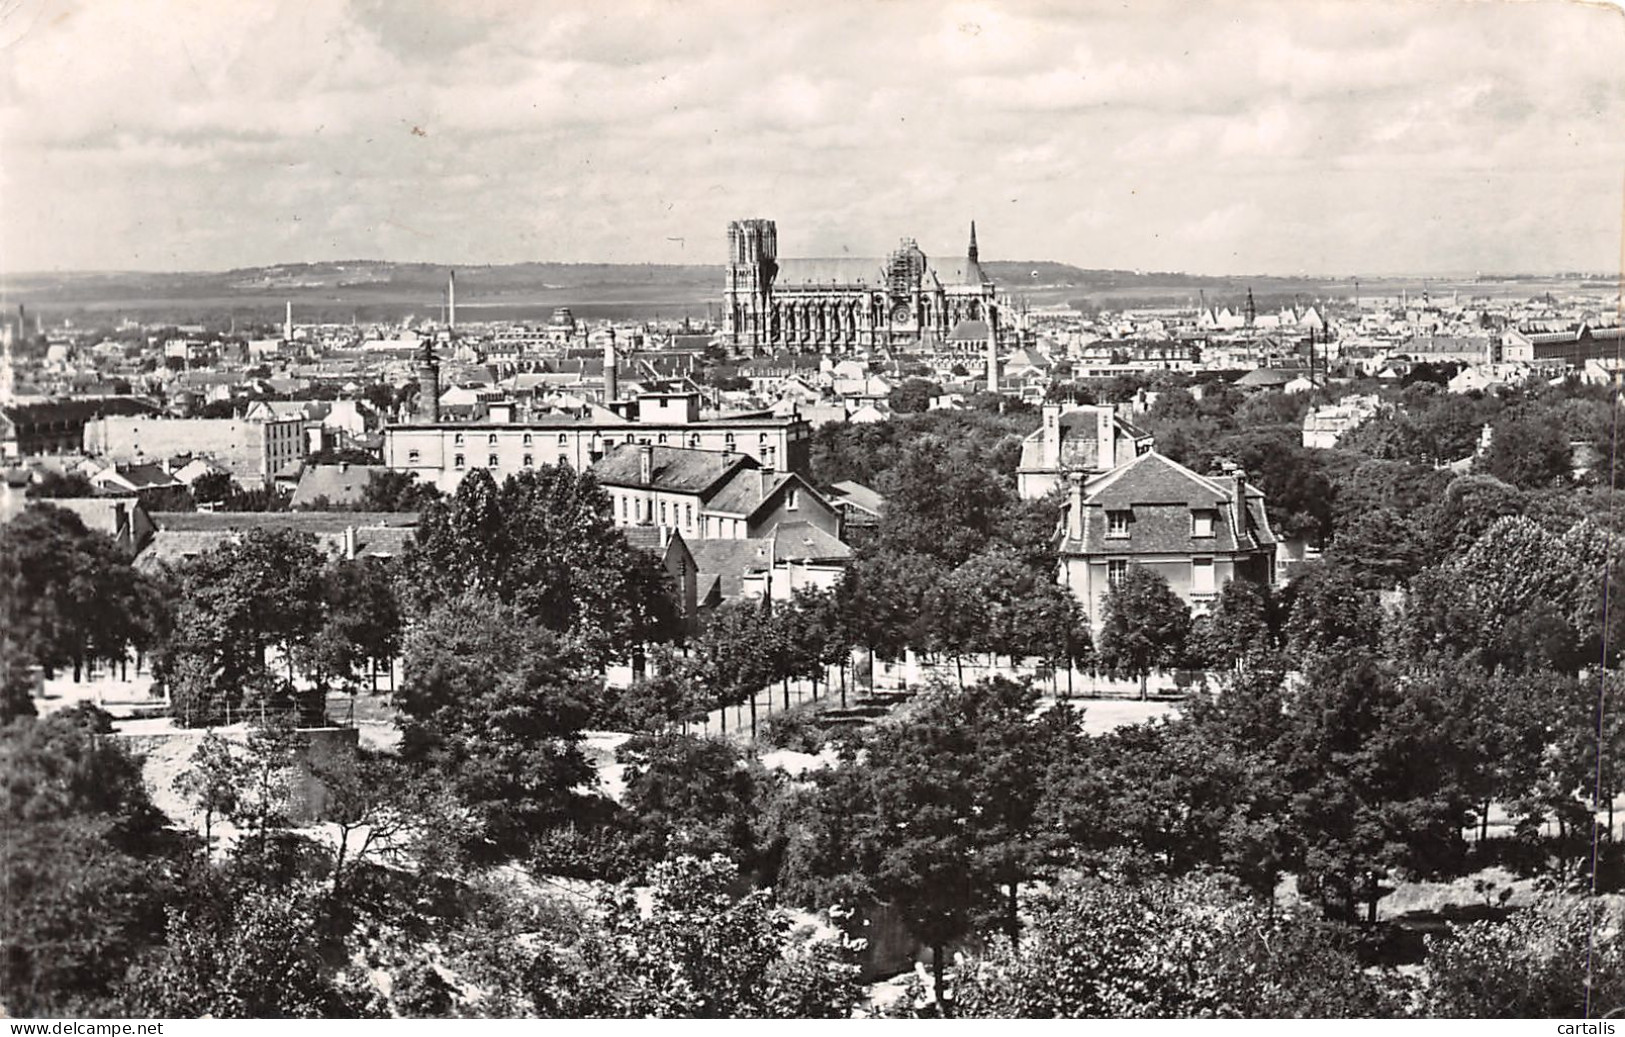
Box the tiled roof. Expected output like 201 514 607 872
775 258 884 285
591 444 753 494
290 465 383 508
111 463 183 489
151 511 417 533
706 468 793 517
689 537 774 600
771 521 851 562
620 525 668 554
828 480 885 516
135 530 233 570
1059 452 1276 557
1085 452 1230 507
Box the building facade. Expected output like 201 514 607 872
1057 452 1278 630
82 415 305 487
383 389 811 495
722 219 1000 352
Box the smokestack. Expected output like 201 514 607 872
448 270 456 329
1042 403 1061 465
1067 472 1084 541
985 312 999 394
284 301 293 343
604 328 619 403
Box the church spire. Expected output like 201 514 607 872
968 220 979 263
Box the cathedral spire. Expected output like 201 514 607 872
968 220 979 263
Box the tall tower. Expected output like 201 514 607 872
723 219 778 349
448 270 457 329
284 301 293 342
986 304 1000 394
963 220 987 286
604 327 618 404
416 338 440 423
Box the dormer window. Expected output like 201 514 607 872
1106 510 1130 538
1193 509 1216 537
787 488 799 511
453 433 464 446
488 433 498 446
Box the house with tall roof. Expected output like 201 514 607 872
1056 451 1277 629
1017 403 1155 500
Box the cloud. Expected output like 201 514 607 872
1 0 1622 274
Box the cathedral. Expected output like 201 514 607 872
722 219 1000 353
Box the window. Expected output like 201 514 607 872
657 433 668 445
523 454 534 468
1193 558 1216 595
787 488 799 510
454 433 464 446
558 434 568 446
454 453 465 469
407 449 420 463
523 433 533 446
1107 510 1130 538
487 454 498 468
685 503 693 528
1192 510 1216 537
689 433 701 448
488 434 498 446
660 501 668 524
1109 559 1128 589
621 496 629 519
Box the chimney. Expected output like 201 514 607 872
986 313 999 394
343 525 358 560
604 329 619 403
284 301 293 343
1042 403 1061 465
1096 407 1115 471
638 442 653 485
1067 472 1084 540
448 270 457 329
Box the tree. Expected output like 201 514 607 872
358 469 442 512
1421 896 1625 1018
26 470 98 498
190 470 236 505
1282 654 1477 923
156 527 328 725
1 504 158 681
1198 576 1278 670
1281 563 1385 660
121 887 381 1018
1097 566 1190 698
776 679 1059 1016
617 732 767 868
172 731 241 867
404 466 680 668
948 871 1402 1018
525 855 861 1018
890 377 942 414
294 558 402 696
2 707 177 1015
396 592 596 861
1479 412 1573 489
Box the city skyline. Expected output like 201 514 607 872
2 0 1623 277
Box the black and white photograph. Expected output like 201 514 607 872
2 0 1624 1022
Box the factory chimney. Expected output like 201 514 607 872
985 307 999 394
284 301 293 343
604 328 619 404
448 270 457 329
416 339 440 423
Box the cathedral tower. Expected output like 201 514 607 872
724 219 778 349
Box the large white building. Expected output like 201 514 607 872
382 388 811 494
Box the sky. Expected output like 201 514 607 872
1 0 1622 276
